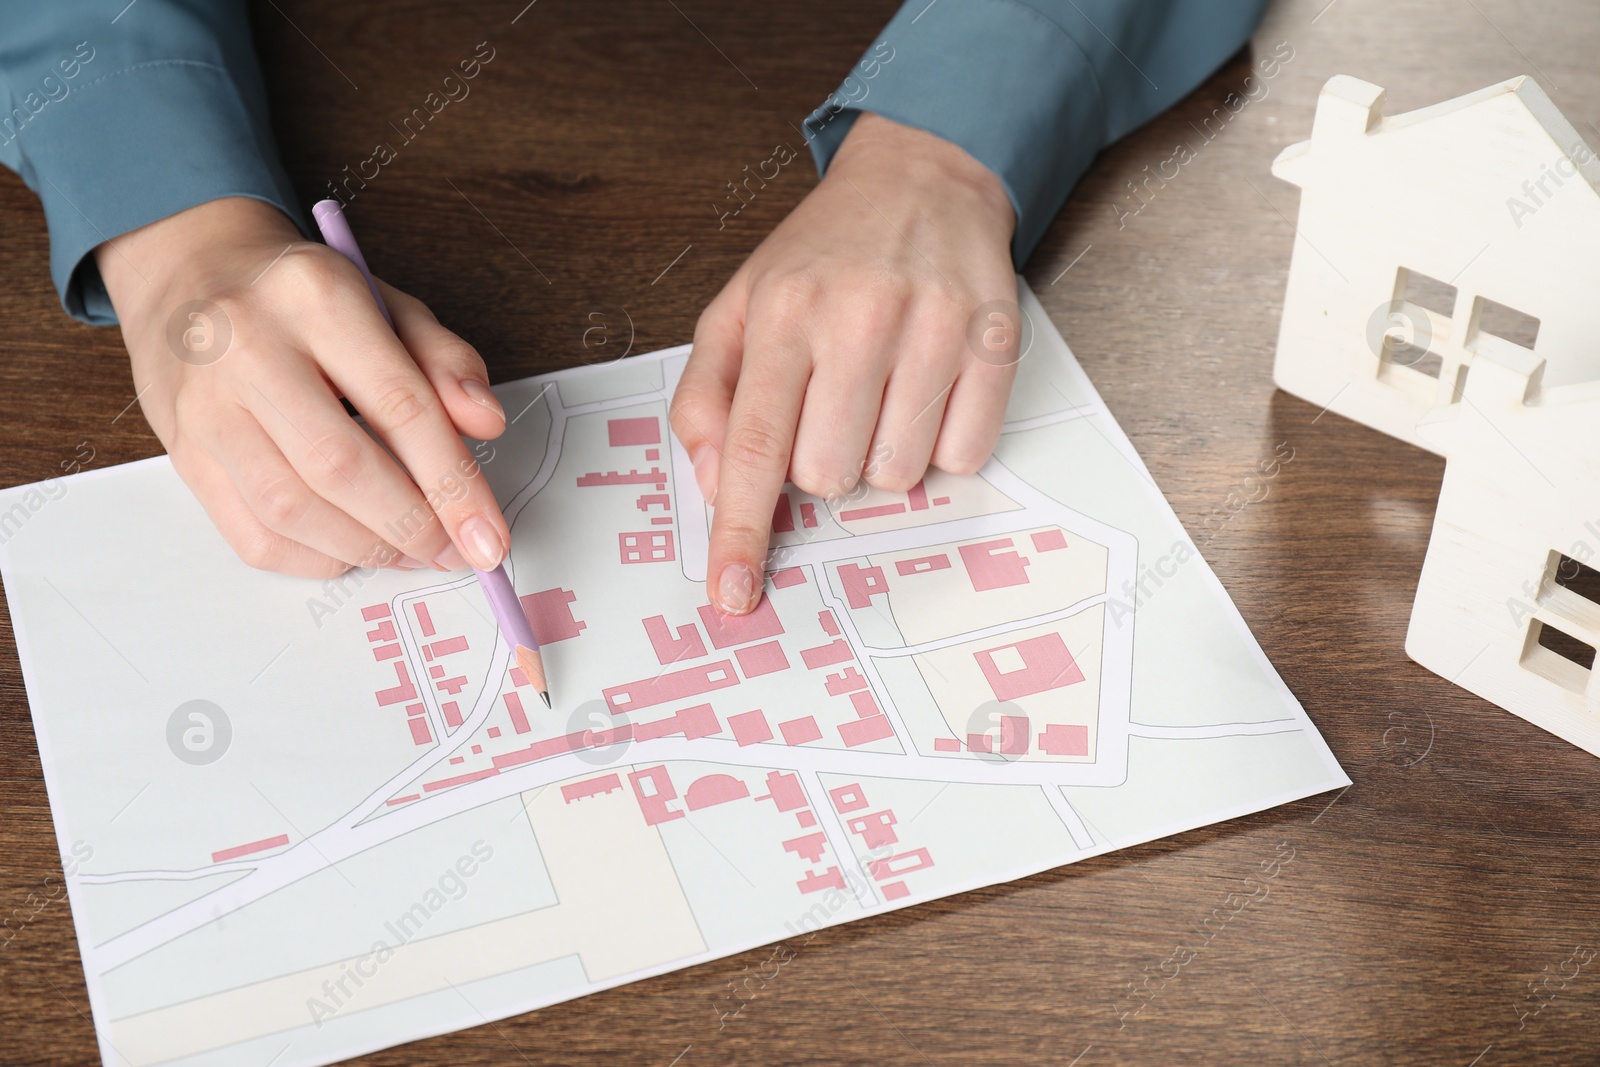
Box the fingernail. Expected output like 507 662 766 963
714 562 759 615
461 379 505 421
433 544 468 571
459 514 506 570
691 444 719 506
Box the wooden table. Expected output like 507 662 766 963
3 1 1597 1062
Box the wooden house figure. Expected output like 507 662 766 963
1271 74 1600 453
1270 75 1600 757
1409 348 1600 757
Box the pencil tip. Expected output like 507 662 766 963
539 690 551 709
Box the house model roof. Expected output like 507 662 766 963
1271 74 1600 455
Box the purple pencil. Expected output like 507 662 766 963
311 199 550 707
470 562 547 702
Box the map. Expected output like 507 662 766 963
0 284 1347 1067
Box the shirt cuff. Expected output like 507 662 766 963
801 0 1105 267
24 59 309 325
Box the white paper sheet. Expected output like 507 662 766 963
0 283 1347 1066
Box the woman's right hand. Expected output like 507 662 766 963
96 196 511 578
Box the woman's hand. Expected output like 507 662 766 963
671 113 1019 615
97 197 510 578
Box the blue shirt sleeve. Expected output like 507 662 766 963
0 1 308 324
802 0 1269 265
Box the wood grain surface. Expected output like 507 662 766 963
2 1 1598 1063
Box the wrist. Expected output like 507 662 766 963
828 112 1015 238
95 197 306 320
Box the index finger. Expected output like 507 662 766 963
315 282 510 571
707 325 811 615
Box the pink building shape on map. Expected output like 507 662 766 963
847 808 898 849
375 661 417 706
828 783 867 812
519 588 587 644
697 597 783 648
837 563 889 609
895 553 951 576
685 773 750 810
797 867 846 893
628 765 683 825
975 632 1085 701
800 639 852 670
429 635 469 657
772 493 795 533
770 567 807 588
577 468 667 489
840 502 905 522
562 773 623 803
1038 723 1089 756
728 709 773 746
825 667 868 695
870 847 934 881
779 716 822 746
644 615 707 665
756 771 808 812
999 714 1031 755
502 691 532 734
839 715 894 747
734 640 789 677
1031 528 1069 552
607 417 660 447
212 833 289 864
633 702 720 742
959 538 1032 591
603 660 738 713
620 531 675 564
783 832 828 863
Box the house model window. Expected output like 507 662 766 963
1379 266 1456 382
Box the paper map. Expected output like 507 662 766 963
0 283 1347 1066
